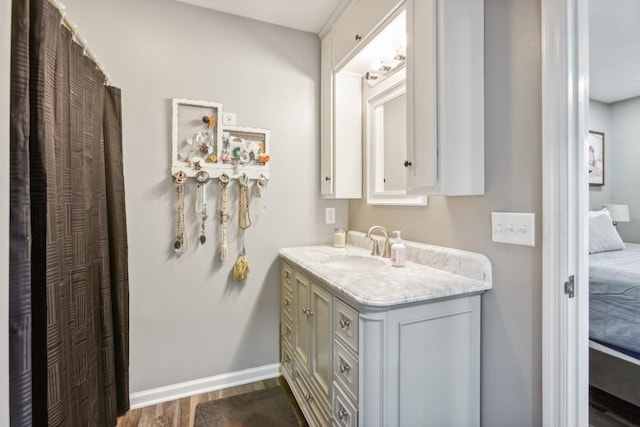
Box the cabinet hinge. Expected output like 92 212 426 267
564 275 575 298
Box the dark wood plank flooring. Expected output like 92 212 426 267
590 386 640 427
120 378 640 426
117 377 307 427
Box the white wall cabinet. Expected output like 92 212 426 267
281 260 482 426
321 0 484 198
332 0 400 68
406 0 485 195
320 30 362 199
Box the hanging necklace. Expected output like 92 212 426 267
238 174 252 230
218 173 230 261
195 171 210 244
234 174 251 281
173 171 188 255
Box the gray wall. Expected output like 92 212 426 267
610 96 640 242
589 100 612 209
1 0 10 424
349 1 543 425
63 0 347 393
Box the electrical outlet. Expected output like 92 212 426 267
325 207 336 225
491 212 535 247
223 112 236 126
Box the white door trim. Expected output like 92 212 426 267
541 0 590 426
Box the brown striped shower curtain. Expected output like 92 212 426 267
9 0 130 425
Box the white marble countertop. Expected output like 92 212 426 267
279 243 492 309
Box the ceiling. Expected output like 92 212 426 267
174 0 343 34
590 0 640 103
174 0 640 103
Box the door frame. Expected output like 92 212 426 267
541 0 590 425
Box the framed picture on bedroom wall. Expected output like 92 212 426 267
588 130 605 186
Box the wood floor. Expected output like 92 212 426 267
118 378 640 426
116 377 306 427
590 386 640 427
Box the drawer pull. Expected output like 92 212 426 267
284 326 291 338
355 34 362 41
305 393 313 403
338 406 348 420
303 307 314 317
339 318 350 329
339 362 351 374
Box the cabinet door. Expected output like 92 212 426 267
294 272 311 373
332 0 401 67
320 32 335 196
406 0 485 196
406 0 438 192
309 282 333 399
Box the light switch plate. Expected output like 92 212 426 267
325 207 336 225
491 212 535 247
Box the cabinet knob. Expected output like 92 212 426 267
284 271 291 280
303 307 314 317
339 362 351 374
338 406 348 420
305 393 313 403
404 160 412 167
284 300 291 310
355 34 362 41
284 326 291 337
325 176 331 181
284 355 291 364
339 318 350 329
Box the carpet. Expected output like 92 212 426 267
194 386 303 427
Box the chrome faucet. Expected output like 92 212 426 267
366 226 391 258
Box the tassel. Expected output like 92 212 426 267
220 240 228 261
233 255 250 281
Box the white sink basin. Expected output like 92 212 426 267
321 255 386 270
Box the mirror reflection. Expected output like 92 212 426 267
380 91 406 192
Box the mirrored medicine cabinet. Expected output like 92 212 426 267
320 0 485 203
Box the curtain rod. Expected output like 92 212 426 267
47 0 110 85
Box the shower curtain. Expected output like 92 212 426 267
9 0 130 425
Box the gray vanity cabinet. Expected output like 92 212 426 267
281 259 482 427
287 264 333 425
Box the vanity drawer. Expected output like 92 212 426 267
282 318 294 349
333 339 359 402
282 286 293 322
334 298 359 353
332 382 358 427
281 341 295 382
295 365 331 427
282 261 293 293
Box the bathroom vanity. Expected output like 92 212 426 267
279 231 492 426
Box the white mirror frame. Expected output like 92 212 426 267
365 69 428 206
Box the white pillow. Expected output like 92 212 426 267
589 210 625 254
589 208 610 219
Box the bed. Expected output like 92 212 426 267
589 239 640 407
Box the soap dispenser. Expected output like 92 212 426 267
391 231 406 267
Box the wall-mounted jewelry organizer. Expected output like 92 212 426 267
171 98 270 180
170 98 270 280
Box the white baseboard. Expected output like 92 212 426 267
129 363 281 409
